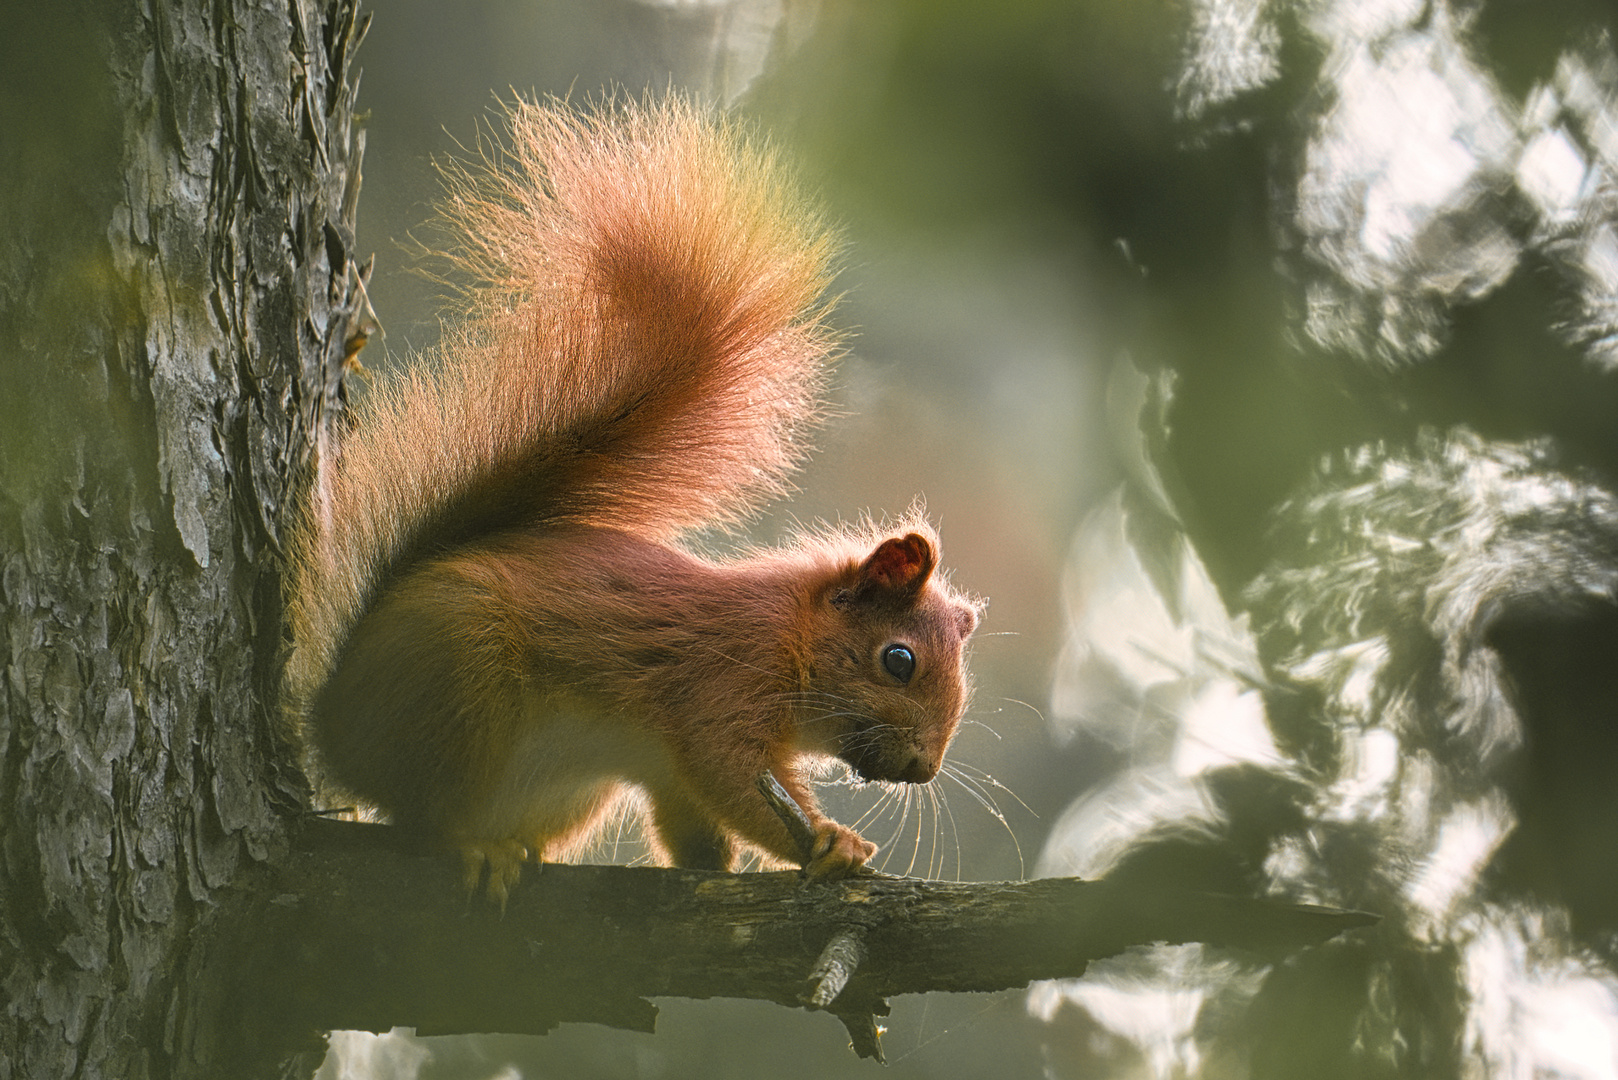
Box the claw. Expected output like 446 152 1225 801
459 838 528 908
805 822 876 881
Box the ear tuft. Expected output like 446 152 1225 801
856 532 937 599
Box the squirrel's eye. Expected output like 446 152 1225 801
881 644 915 684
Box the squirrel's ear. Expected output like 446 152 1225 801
854 532 937 600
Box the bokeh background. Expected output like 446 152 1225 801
318 1 1618 1077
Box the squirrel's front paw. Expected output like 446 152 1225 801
805 822 876 880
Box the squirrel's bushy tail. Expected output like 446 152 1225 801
287 96 840 707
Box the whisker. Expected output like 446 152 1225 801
940 766 1025 876
923 784 943 880
849 784 899 833
934 781 964 881
906 786 931 880
946 761 1038 818
913 784 934 879
875 786 916 873
995 696 1048 724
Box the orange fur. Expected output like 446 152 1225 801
285 97 981 901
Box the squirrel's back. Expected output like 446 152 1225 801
286 97 842 711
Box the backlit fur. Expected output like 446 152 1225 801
285 98 981 898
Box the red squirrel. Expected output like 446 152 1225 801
285 97 981 903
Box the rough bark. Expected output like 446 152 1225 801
0 1 366 1076
216 820 1374 1067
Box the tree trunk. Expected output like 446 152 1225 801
0 1 366 1075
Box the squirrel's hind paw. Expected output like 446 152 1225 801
460 838 528 907
804 822 877 881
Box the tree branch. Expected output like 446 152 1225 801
224 817 1376 1066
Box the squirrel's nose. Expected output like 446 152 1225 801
899 753 937 784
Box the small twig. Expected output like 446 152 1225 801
805 926 868 1008
762 772 884 1053
831 1002 887 1063
755 770 817 864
